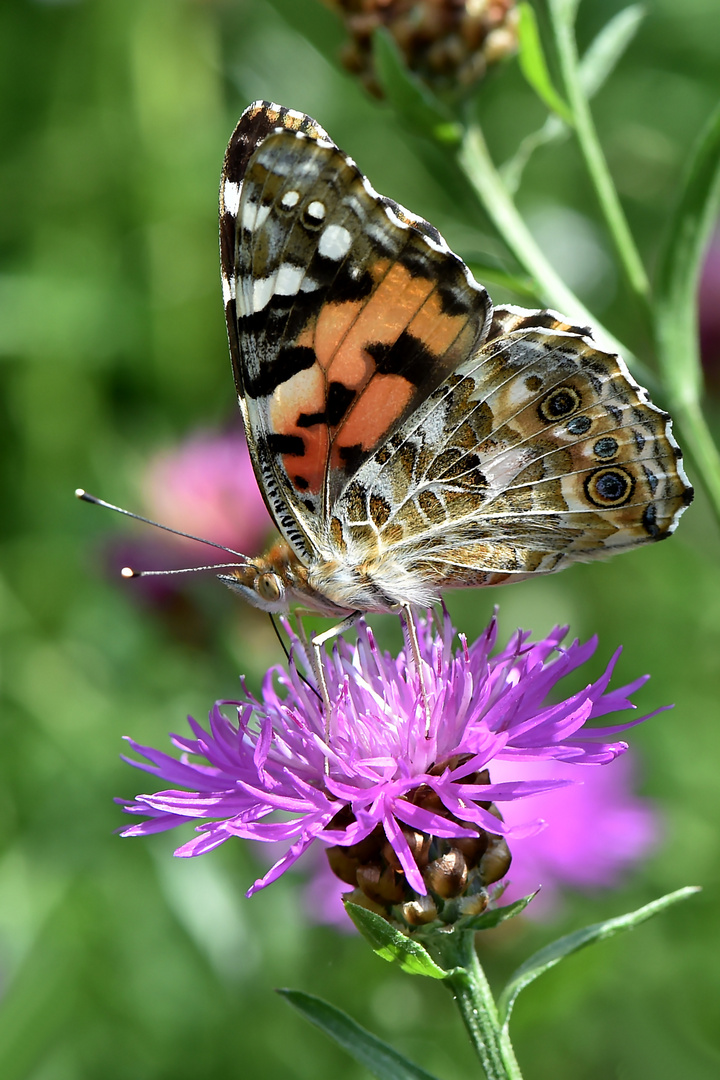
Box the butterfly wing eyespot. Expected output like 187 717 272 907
583 467 635 508
220 106 694 615
333 307 693 600
537 385 582 423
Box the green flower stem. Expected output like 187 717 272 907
433 932 523 1080
457 123 659 395
548 1 652 314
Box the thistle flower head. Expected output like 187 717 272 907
120 609 662 924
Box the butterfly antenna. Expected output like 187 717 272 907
268 612 292 662
122 562 256 579
75 488 253 563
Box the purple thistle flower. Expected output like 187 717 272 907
120 609 664 920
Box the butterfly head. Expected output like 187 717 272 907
218 538 359 617
219 559 288 613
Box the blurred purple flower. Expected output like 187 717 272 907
119 609 663 915
140 428 272 559
492 752 659 914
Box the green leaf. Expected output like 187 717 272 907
465 262 539 299
344 902 452 979
517 3 573 124
547 0 580 29
279 990 441 1080
579 5 644 99
498 886 700 1028
372 29 462 146
654 100 720 523
656 101 720 406
503 5 643 194
456 892 539 933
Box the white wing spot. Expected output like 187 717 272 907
307 200 326 221
221 274 235 304
223 180 241 216
319 224 352 261
281 190 300 209
241 200 271 233
275 264 305 296
251 273 277 313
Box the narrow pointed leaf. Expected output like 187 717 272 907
344 902 452 978
498 886 700 1027
579 5 644 99
503 4 644 192
372 28 462 146
456 891 539 932
517 3 573 124
466 262 539 299
279 990 441 1080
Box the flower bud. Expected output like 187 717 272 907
324 0 519 97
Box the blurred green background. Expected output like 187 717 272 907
1 1 719 1077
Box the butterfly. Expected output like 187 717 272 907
218 100 693 633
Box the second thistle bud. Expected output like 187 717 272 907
326 0 519 98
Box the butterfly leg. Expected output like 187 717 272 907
399 604 432 737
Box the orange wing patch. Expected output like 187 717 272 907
265 261 483 498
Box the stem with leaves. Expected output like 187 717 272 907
371 3 720 522
546 0 651 316
457 122 658 394
286 891 699 1080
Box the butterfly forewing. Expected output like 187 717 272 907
221 101 492 561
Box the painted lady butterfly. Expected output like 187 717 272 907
219 101 693 624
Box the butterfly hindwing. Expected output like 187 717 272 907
221 100 492 561
333 307 693 587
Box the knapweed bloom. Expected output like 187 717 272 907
325 0 519 98
120 610 663 924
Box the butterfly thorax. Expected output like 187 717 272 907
307 545 439 613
